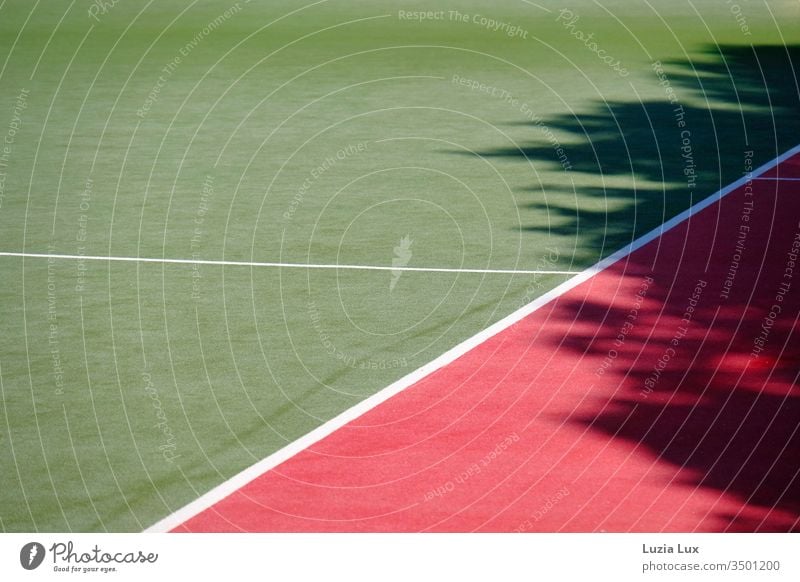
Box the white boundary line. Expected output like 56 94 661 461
752 176 800 181
0 251 578 276
142 145 800 532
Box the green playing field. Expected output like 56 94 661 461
1 0 798 531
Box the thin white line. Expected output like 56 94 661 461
29 0 76 80
751 176 800 181
520 0 553 13
144 144 800 533
0 252 578 276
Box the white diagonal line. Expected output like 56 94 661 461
143 142 800 533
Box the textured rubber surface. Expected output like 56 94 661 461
174 156 800 532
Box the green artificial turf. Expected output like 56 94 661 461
0 0 798 531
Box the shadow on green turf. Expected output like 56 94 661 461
472 44 800 266
473 44 800 531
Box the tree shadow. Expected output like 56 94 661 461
471 44 800 265
471 44 800 531
559 271 799 530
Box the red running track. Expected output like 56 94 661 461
173 152 800 532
